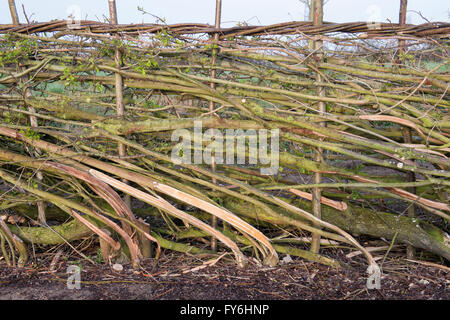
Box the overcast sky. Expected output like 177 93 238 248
0 0 448 26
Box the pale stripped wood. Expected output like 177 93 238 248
151 181 278 266
89 169 249 268
70 209 121 251
289 189 348 211
351 175 450 215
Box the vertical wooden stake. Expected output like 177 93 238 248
398 0 408 55
209 0 222 252
398 0 415 259
8 0 19 25
108 0 118 24
8 0 46 224
310 0 325 254
99 228 113 264
108 0 131 210
137 218 152 258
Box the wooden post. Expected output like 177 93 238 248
403 126 416 260
398 0 415 259
108 0 149 260
209 0 222 252
8 0 46 224
8 0 19 25
108 0 118 24
310 0 325 254
108 0 131 209
398 0 407 54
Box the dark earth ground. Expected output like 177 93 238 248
1 248 449 300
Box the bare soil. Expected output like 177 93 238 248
0 250 448 300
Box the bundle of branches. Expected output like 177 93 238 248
0 25 448 272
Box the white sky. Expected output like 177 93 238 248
0 0 448 26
